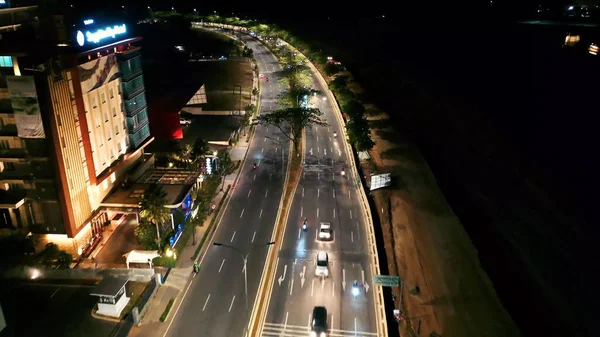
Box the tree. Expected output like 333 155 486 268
252 87 259 96
55 251 73 269
134 221 159 250
257 107 327 152
347 114 375 151
139 184 171 245
35 243 72 269
342 100 366 120
215 149 236 191
324 62 340 76
329 75 349 91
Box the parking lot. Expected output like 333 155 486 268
0 281 119 337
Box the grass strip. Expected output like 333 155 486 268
159 298 175 322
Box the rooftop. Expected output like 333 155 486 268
90 276 128 298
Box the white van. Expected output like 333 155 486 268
315 251 329 277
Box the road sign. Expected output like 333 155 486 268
373 275 400 287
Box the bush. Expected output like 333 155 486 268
134 221 159 250
324 62 341 76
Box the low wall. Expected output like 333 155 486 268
3 266 155 282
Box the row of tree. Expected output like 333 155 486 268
0 235 72 270
194 14 374 152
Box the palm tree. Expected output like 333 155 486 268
215 149 236 191
139 184 171 244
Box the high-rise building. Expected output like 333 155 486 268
0 6 153 254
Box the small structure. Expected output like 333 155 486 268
123 250 160 269
90 277 130 318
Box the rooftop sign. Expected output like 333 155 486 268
76 24 127 47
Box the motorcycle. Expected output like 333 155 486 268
253 163 257 169
302 217 308 231
333 132 337 137
352 280 360 297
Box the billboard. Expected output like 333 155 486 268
6 76 46 138
370 173 391 191
78 54 120 94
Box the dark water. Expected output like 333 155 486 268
278 13 597 337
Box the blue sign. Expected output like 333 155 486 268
76 24 127 47
169 224 184 247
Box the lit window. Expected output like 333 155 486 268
0 56 13 67
102 179 108 190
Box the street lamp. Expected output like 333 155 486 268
265 136 285 177
213 241 275 335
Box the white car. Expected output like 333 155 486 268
315 251 329 277
180 118 192 126
318 222 332 241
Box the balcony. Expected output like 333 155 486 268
0 148 27 161
0 168 53 182
0 124 18 137
124 93 147 117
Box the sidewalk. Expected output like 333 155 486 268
127 132 252 337
76 220 124 269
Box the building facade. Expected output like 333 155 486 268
0 6 152 255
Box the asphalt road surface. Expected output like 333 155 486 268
164 30 289 337
95 215 141 267
260 59 380 335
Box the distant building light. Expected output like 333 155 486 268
589 43 598 55
84 19 94 25
568 6 574 10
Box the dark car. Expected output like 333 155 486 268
311 306 327 337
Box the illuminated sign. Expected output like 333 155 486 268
205 158 212 175
84 19 94 25
76 24 127 47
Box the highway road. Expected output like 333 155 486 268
164 30 289 337
259 61 380 335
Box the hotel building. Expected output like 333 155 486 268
0 6 153 254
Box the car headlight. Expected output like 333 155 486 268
311 332 317 337
320 332 327 337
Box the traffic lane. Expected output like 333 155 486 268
337 257 378 333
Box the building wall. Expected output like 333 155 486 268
45 68 93 235
78 54 128 177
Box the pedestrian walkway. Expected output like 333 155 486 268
127 128 253 337
77 220 126 269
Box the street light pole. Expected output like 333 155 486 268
213 241 275 336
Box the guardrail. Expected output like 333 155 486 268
199 22 388 336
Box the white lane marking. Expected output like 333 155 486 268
318 147 320 153
333 209 336 218
230 231 236 242
50 288 59 298
228 296 236 312
240 209 245 218
308 314 311 327
311 279 315 296
351 231 354 242
357 222 361 240
333 189 336 198
289 277 294 295
264 137 266 142
242 263 246 274
202 294 211 311
275 147 278 153
321 279 325 290
332 282 335 297
349 190 351 199
317 188 320 197
252 231 256 243
266 127 269 132
284 312 289 329
317 136 319 142
355 317 358 334
253 174 256 180
317 208 319 218
247 190 252 198
300 206 303 217
261 148 264 153
318 173 320 180
302 187 304 197
350 210 352 219
310 148 313 156
265 189 269 198
330 147 333 153
298 228 301 239
219 259 225 273
270 174 272 180
324 148 327 156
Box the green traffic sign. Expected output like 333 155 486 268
373 275 400 287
